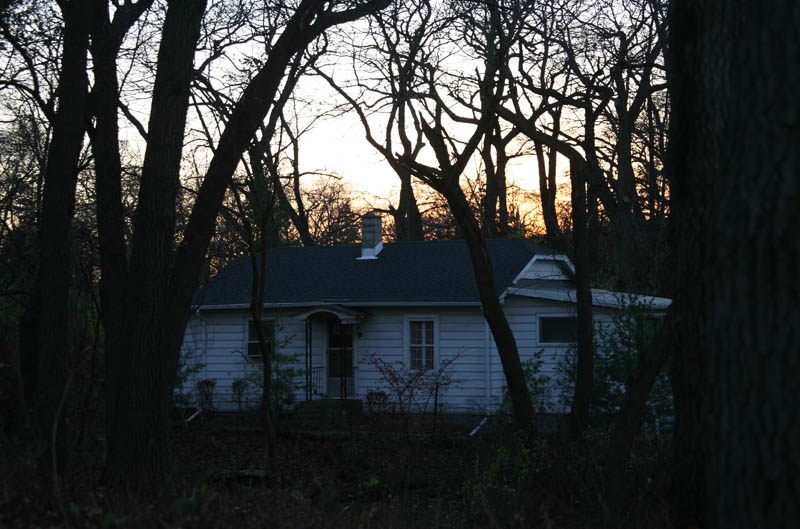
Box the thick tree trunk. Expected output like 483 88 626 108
88 0 153 469
102 0 390 488
480 125 511 237
667 2 711 526
443 185 535 428
32 0 91 474
534 106 563 243
91 38 129 471
610 114 640 290
534 141 561 242
568 158 593 434
105 0 208 487
673 1 800 528
394 169 423 241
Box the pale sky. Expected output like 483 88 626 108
296 106 560 207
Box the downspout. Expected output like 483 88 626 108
195 307 209 380
485 320 491 411
305 318 311 401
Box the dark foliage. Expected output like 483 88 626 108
1 416 671 528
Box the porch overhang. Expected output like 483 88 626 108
292 304 370 325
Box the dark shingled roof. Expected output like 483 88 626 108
195 238 555 307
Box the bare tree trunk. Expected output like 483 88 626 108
534 141 560 241
671 1 800 528
236 157 279 472
30 0 92 475
88 0 153 475
248 250 277 472
393 169 423 241
104 0 208 487
534 107 562 243
481 129 499 236
568 157 593 434
496 160 508 235
442 185 535 428
101 0 390 488
667 2 710 526
480 125 512 237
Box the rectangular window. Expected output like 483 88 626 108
409 319 435 370
539 316 578 344
247 320 276 358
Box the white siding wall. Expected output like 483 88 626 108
436 309 491 412
180 309 307 411
353 308 404 396
354 307 489 413
492 296 615 413
180 298 617 413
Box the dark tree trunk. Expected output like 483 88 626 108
253 312 277 472
271 163 315 246
534 141 561 242
237 178 278 472
534 106 562 243
31 0 92 475
671 1 800 528
237 152 279 470
442 185 535 428
480 125 511 237
393 169 423 241
105 0 208 487
481 137 498 237
88 0 153 472
496 160 508 235
249 255 277 472
102 0 390 488
568 157 593 434
667 1 711 526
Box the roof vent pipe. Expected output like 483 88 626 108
358 212 383 260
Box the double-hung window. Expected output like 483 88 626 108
247 320 276 359
408 319 435 370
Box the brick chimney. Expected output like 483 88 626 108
358 212 383 259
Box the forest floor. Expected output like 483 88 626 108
1 409 672 528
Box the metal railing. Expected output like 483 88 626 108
308 366 358 399
333 368 356 399
311 366 323 396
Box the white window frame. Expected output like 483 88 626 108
404 315 439 370
246 318 277 359
537 313 578 346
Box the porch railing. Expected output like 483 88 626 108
310 366 323 396
307 366 357 399
333 368 356 399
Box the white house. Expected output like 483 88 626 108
181 213 670 413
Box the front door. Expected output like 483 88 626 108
327 320 354 398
